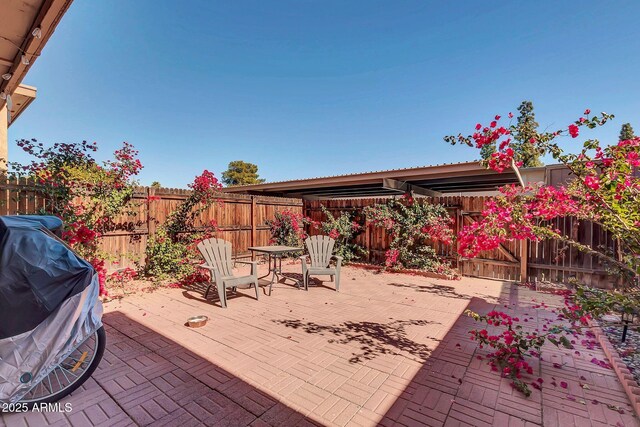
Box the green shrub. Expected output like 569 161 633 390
145 229 194 280
320 206 367 264
363 196 456 275
145 170 221 283
266 209 314 249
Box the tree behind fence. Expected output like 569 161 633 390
0 179 303 271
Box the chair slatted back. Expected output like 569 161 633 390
305 235 335 268
197 238 234 277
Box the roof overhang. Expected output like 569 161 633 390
7 84 37 125
0 0 73 113
223 161 546 199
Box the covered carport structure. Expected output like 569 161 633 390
223 161 547 199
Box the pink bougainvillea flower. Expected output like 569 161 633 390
584 175 600 190
568 124 579 138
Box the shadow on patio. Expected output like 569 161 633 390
274 282 638 426
275 318 439 363
180 272 329 308
1 311 317 427
385 281 502 303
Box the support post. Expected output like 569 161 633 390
520 239 528 283
0 105 7 172
251 196 257 260
145 186 158 268
519 204 529 283
147 186 157 238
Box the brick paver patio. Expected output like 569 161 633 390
2 264 638 426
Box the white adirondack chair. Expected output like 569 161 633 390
300 235 342 291
197 238 259 308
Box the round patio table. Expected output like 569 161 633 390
248 245 303 295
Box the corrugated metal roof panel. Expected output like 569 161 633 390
227 160 483 188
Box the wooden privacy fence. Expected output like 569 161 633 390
0 179 303 271
305 197 618 287
0 178 620 286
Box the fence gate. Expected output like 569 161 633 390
456 209 524 282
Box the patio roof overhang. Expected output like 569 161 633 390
0 0 73 114
7 84 37 125
223 161 547 199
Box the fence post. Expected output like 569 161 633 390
454 204 461 270
520 239 528 283
147 186 157 239
364 200 371 263
520 204 529 283
251 195 257 260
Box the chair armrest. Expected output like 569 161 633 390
332 255 342 270
236 260 258 275
198 264 221 281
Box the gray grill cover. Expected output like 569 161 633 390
0 216 103 403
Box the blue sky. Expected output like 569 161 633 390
8 0 640 187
